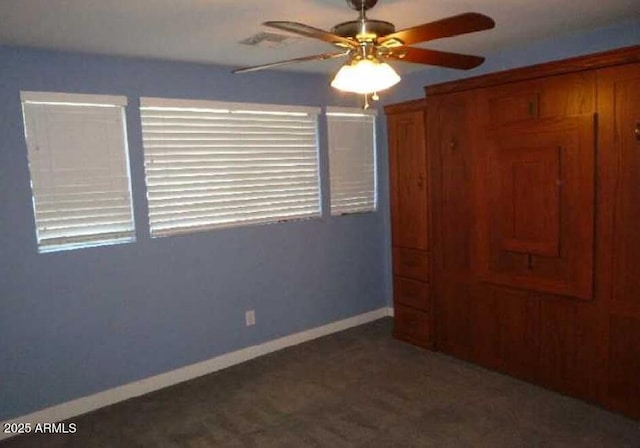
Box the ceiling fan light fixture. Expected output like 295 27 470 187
331 59 400 94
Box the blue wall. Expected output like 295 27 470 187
0 47 391 420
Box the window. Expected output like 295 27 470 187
139 98 321 237
20 91 135 253
326 107 377 215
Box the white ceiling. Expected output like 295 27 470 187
0 0 638 75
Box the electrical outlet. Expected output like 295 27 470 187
245 309 256 326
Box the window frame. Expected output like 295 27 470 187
139 97 323 237
326 106 378 216
20 91 136 253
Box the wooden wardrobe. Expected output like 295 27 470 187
385 45 640 420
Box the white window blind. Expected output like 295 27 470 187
327 107 377 215
21 91 135 253
140 98 321 237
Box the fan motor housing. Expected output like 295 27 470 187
346 0 378 11
332 19 396 39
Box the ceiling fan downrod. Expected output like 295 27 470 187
347 0 377 28
333 0 395 44
346 0 378 13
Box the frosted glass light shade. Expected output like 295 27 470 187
331 59 401 94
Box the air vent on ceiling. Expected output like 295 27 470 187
239 32 299 48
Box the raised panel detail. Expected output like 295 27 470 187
496 144 560 257
477 115 595 299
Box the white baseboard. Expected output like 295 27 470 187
0 306 393 441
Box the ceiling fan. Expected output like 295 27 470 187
233 0 495 101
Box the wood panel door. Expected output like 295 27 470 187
387 110 428 251
429 90 475 358
598 62 640 419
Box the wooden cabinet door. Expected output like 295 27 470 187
429 91 475 358
598 62 640 419
430 92 474 274
387 110 428 250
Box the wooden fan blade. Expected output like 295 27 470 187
264 21 356 48
233 52 349 74
391 46 485 70
380 13 495 46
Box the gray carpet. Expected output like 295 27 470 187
2 318 639 447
